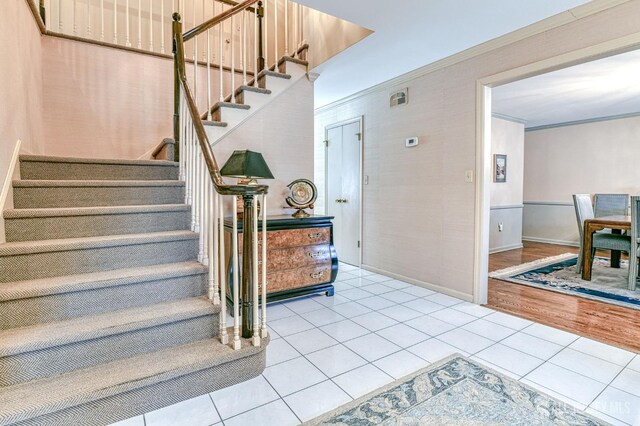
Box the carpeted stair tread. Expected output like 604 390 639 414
0 230 198 256
0 261 207 302
0 297 217 357
3 204 190 219
0 335 267 425
19 155 179 168
203 120 228 127
277 56 309 67
13 179 184 188
258 69 292 80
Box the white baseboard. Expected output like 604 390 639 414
522 236 579 248
360 264 473 302
489 243 523 254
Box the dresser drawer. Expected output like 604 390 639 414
262 244 331 271
265 263 333 293
261 227 330 249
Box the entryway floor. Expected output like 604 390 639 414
113 262 640 426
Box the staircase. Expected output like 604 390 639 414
0 157 267 426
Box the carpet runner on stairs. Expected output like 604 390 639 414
0 155 267 426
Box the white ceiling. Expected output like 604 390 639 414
298 0 591 108
492 49 640 128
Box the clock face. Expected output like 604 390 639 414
286 179 317 209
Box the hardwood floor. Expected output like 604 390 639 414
487 241 640 353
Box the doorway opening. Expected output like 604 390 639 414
324 117 363 267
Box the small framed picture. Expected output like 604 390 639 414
494 154 507 183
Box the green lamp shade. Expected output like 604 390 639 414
220 150 274 179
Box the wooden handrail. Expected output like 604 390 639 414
173 13 267 197
183 0 259 42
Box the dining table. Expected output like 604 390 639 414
581 215 631 281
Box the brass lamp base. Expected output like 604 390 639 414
292 209 310 218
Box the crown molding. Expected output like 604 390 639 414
315 0 631 114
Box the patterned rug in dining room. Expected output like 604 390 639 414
489 253 640 310
304 355 607 425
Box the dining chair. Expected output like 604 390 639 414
629 196 640 291
594 193 629 218
573 194 631 274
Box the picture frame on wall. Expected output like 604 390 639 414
494 154 507 183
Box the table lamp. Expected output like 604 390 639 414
220 150 274 185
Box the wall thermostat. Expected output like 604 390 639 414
405 137 419 147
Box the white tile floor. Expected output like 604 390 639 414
112 263 640 426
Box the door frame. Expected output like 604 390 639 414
473 32 640 304
324 116 364 267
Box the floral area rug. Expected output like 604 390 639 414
489 253 640 310
304 355 607 425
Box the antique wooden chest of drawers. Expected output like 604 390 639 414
224 215 337 302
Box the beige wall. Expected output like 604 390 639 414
0 0 44 170
522 115 640 246
213 77 314 215
315 1 640 299
524 115 640 203
490 117 524 207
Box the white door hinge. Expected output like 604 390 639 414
323 140 329 147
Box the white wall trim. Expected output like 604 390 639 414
490 204 524 210
523 201 573 207
525 111 640 132
492 113 528 125
1 140 22 244
361 264 473 302
475 31 640 307
315 0 631 113
1 140 21 211
489 243 524 254
522 236 579 247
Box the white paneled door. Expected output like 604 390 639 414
326 119 362 266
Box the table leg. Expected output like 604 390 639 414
611 229 622 268
582 226 594 281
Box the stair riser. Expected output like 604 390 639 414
0 238 199 282
0 273 207 329
20 161 179 181
10 348 265 426
5 210 192 242
13 185 185 208
0 314 218 388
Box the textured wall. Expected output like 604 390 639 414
315 1 640 299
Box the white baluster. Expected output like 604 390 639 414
252 198 260 346
232 196 241 350
59 0 63 33
87 0 92 37
179 95 186 181
219 193 228 344
274 0 277 63
211 182 220 305
218 18 223 102
264 0 268 70
261 193 268 338
73 0 77 35
198 153 206 262
194 145 201 239
113 0 117 44
207 28 212 120
253 7 258 84
284 0 288 56
242 10 247 86
202 0 206 60
293 1 297 56
193 4 198 107
125 0 130 46
161 0 165 53
230 13 235 102
149 0 154 51
100 0 105 40
137 0 141 49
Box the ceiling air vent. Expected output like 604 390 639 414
390 88 408 107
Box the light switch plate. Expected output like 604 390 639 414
405 137 419 147
465 170 474 183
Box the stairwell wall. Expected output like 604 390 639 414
314 0 640 300
0 0 45 243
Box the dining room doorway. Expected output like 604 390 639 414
473 37 640 306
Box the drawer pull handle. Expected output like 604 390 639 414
308 232 323 240
308 252 323 259
310 271 326 279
